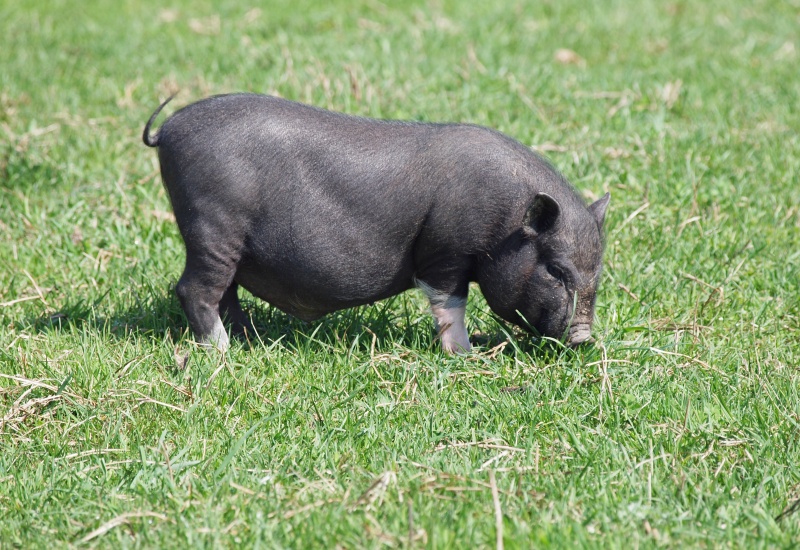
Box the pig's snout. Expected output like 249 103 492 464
566 323 594 348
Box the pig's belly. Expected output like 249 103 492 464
233 251 416 321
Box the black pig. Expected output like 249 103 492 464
143 94 609 352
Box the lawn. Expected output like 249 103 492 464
1 0 799 547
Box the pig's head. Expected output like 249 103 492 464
477 192 610 347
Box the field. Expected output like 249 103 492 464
1 0 799 547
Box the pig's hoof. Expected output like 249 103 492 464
200 322 230 352
199 337 229 352
442 339 472 354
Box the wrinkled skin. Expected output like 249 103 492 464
143 94 609 352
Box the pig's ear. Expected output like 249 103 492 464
523 193 561 236
589 192 610 228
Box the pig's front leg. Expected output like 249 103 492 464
431 301 471 353
416 279 471 354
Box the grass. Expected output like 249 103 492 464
1 0 799 547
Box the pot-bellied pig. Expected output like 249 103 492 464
143 94 609 353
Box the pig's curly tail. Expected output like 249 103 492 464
142 95 175 147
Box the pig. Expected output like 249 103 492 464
142 93 609 353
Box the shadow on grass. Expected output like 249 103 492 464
23 284 590 361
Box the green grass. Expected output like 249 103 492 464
1 0 799 547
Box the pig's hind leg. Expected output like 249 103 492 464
219 282 254 338
175 244 241 351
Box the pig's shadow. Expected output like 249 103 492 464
28 286 556 358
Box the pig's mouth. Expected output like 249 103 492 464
516 309 589 347
566 323 594 347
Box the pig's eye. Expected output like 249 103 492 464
546 264 565 283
